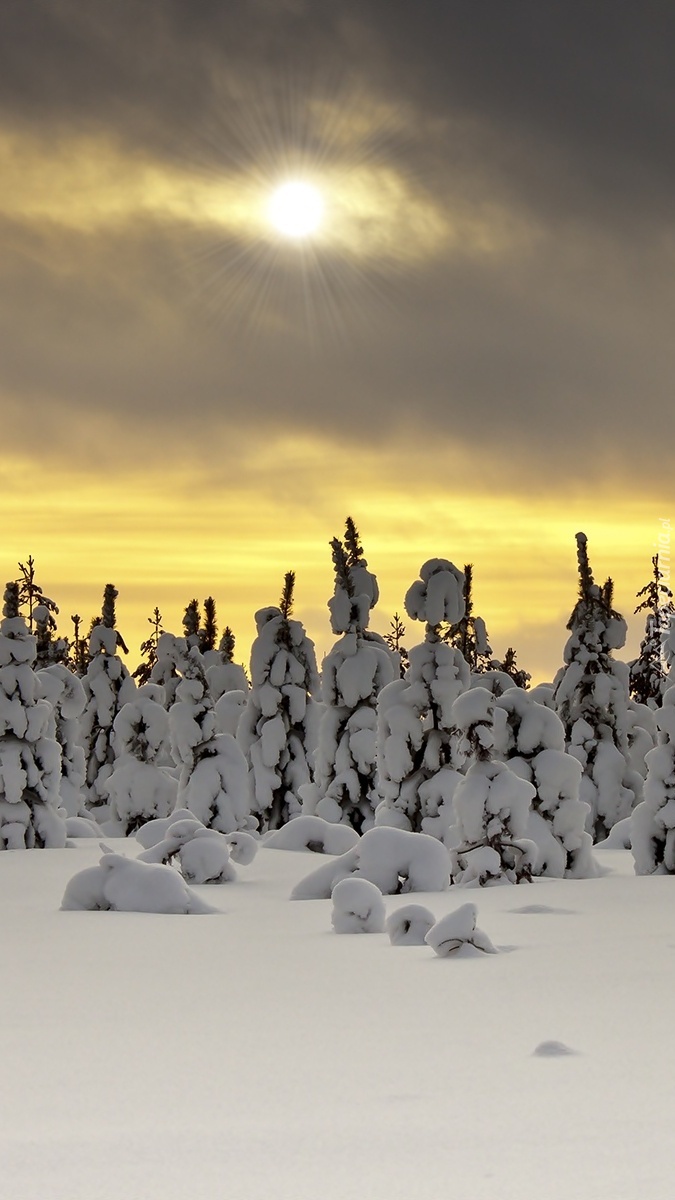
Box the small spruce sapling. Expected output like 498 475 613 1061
133 607 164 687
629 555 674 708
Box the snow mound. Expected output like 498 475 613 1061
225 830 258 865
61 846 218 914
386 903 436 945
65 815 102 839
331 877 385 934
533 1040 578 1057
510 904 576 915
264 815 360 855
291 827 451 899
424 903 497 956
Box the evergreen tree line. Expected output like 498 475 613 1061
1 525 674 881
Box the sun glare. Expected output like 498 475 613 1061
268 180 324 239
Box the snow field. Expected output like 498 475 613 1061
1 842 674 1200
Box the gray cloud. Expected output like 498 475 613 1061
1 1 673 488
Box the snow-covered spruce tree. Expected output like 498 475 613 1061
149 631 182 708
444 563 493 674
168 636 253 833
375 559 469 837
631 690 675 874
36 662 87 818
103 692 177 835
206 625 249 702
238 572 320 832
447 687 536 886
34 603 67 668
301 521 394 832
553 533 640 842
133 607 164 687
0 582 65 849
79 584 136 817
494 687 597 878
629 556 674 708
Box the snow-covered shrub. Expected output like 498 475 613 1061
0 583 66 849
80 585 136 817
138 817 243 883
494 688 597 878
386 903 435 946
291 826 450 899
631 696 675 874
425 903 497 956
263 814 360 854
302 524 394 832
176 832 236 884
553 534 640 840
331 877 385 934
37 662 87 818
238 575 320 831
225 831 258 865
447 688 536 886
103 693 177 835
61 846 217 913
168 638 254 834
375 559 469 837
149 632 181 708
135 807 195 849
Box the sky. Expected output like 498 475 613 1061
1 0 673 679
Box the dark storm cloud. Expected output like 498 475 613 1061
1 1 674 482
3 1 674 222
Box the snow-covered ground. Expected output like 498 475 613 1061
1 842 672 1200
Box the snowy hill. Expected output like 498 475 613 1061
1 842 671 1200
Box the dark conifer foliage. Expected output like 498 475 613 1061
133 607 164 685
200 597 217 653
629 555 674 707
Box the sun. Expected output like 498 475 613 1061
268 180 324 239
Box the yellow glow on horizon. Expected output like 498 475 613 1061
0 437 664 684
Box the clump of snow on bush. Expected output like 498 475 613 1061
386 903 435 946
225 830 258 864
291 826 450 899
264 815 360 855
135 808 195 849
61 845 217 913
331 877 385 934
425 903 497 956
